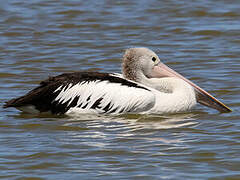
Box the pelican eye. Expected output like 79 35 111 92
152 57 156 62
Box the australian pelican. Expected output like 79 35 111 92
4 47 231 115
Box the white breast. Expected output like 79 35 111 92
146 77 197 114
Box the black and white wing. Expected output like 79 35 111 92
4 72 155 114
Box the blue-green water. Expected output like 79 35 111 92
1 1 240 179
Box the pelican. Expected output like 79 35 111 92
3 47 231 115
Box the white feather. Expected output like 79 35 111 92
146 78 197 114
53 79 155 114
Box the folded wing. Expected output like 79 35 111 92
4 72 155 114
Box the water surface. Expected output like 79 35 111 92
1 0 240 179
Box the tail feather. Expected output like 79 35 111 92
3 98 21 108
3 94 36 109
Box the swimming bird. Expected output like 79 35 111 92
3 47 231 115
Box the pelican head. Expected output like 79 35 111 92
122 47 161 81
122 47 231 113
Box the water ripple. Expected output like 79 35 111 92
0 0 240 179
